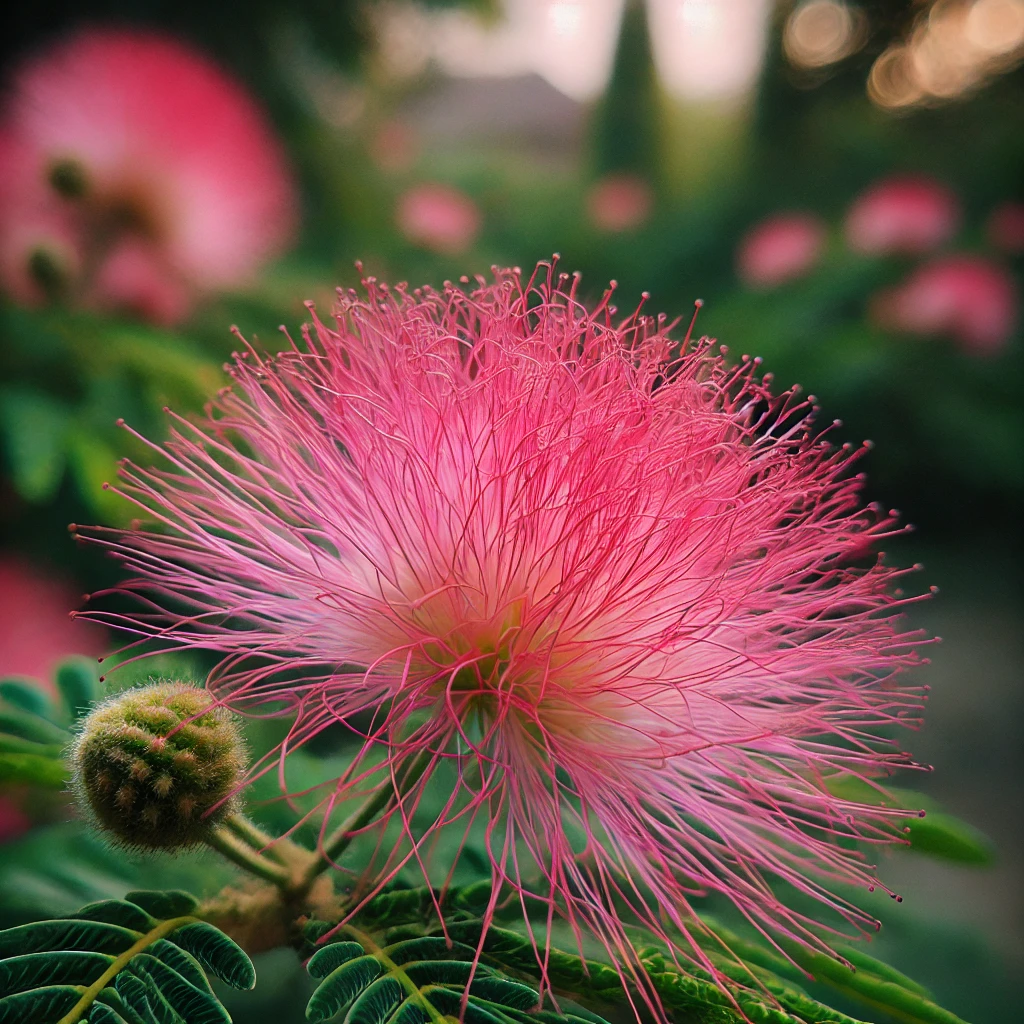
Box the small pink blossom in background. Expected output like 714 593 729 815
872 255 1018 354
0 28 296 322
845 175 959 255
586 173 653 233
986 201 1024 255
0 796 31 844
81 264 927 999
88 237 192 327
395 182 481 255
369 118 419 174
0 556 105 688
736 212 826 288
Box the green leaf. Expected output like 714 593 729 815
0 984 81 1024
0 919 139 958
903 813 994 865
89 1002 135 1024
346 974 405 1024
147 941 214 995
93 986 146 1024
114 970 165 1024
0 950 111 996
55 658 103 723
469 977 539 1010
0 679 55 719
823 777 994 866
307 955 383 1022
0 707 70 746
304 930 614 1024
307 941 366 979
0 893 248 1023
0 387 69 503
74 901 156 932
169 922 255 990
124 892 199 921
0 749 68 788
128 955 230 1024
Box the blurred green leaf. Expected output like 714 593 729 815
902 813 995 866
823 776 994 866
0 751 67 789
54 658 102 725
0 388 70 503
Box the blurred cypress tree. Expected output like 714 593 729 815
589 0 659 184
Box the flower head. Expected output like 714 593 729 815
396 183 481 255
80 264 927 996
586 174 654 233
0 28 296 321
986 201 1024 256
872 254 1018 354
736 212 826 289
845 176 958 256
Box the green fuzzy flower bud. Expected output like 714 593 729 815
72 682 247 851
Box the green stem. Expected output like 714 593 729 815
223 814 295 865
206 826 292 887
299 752 432 890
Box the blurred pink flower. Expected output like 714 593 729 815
0 28 297 321
0 556 105 687
81 265 927 997
736 212 825 288
986 201 1024 255
586 174 653 233
89 238 192 327
396 183 481 255
873 255 1018 354
845 176 959 255
0 796 31 844
369 118 419 174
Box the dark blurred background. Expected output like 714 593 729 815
0 2 1021 1022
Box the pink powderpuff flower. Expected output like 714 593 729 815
586 174 654 233
872 255 1019 355
986 201 1024 256
396 183 481 255
78 264 929 1005
736 212 826 288
0 28 296 321
845 176 959 256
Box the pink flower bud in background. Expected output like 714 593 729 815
0 28 297 322
396 182 481 255
88 238 192 327
369 118 419 174
845 176 959 255
0 556 105 686
0 796 32 845
986 201 1024 256
872 255 1018 355
736 212 825 288
586 174 653 233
